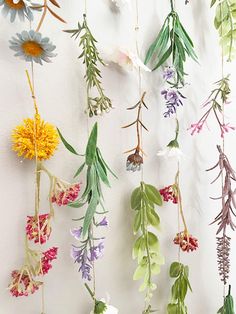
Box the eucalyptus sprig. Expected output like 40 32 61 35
58 122 117 237
144 3 197 86
218 285 235 314
211 0 236 61
64 14 112 117
131 182 164 311
167 262 192 314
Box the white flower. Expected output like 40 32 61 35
109 48 151 72
110 0 130 8
90 299 118 314
157 146 184 160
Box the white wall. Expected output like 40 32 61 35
1 0 236 313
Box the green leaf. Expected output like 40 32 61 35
133 264 147 280
82 189 99 237
74 162 85 178
95 156 111 187
57 128 79 155
68 200 85 208
211 0 217 7
146 207 160 229
152 45 172 71
170 262 182 278
85 122 98 166
147 232 159 251
144 184 163 206
145 18 169 64
131 187 141 210
96 148 118 179
133 211 141 234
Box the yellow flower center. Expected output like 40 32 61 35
22 41 44 57
5 0 25 9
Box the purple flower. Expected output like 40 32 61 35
70 227 83 240
71 246 83 261
161 88 186 117
163 66 175 81
89 242 104 262
97 217 108 227
71 246 92 281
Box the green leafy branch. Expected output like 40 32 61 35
131 182 164 311
211 0 236 61
64 14 112 117
144 8 197 86
218 285 235 314
58 122 117 237
167 262 192 314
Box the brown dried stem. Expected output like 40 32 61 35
122 91 148 154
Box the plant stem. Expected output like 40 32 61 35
84 283 95 300
36 0 47 32
170 0 174 11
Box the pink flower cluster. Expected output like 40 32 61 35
174 231 199 252
26 214 51 244
41 247 58 275
51 183 81 206
9 270 41 297
159 185 178 204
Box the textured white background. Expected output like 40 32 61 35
1 0 236 313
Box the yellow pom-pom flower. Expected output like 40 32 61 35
12 114 59 160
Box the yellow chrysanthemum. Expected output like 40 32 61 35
12 114 59 160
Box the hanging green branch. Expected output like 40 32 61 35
144 3 197 86
211 0 236 62
217 285 235 314
64 14 112 117
58 122 117 237
131 182 164 312
167 262 192 314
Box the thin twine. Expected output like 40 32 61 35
134 0 144 182
219 0 226 299
84 0 96 301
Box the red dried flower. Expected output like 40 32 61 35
41 247 58 275
26 214 51 244
9 269 42 297
51 182 81 206
174 231 198 252
159 185 178 204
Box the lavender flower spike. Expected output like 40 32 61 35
70 227 83 240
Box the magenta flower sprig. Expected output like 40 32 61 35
189 76 235 137
207 145 236 284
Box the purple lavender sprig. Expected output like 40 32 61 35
216 235 231 285
161 67 186 117
161 89 186 118
71 217 108 281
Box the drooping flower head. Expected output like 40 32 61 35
9 268 42 297
9 30 56 64
0 0 34 22
12 114 59 160
126 149 143 172
40 247 58 275
174 231 198 252
51 180 81 206
26 214 51 244
159 185 178 204
90 299 119 314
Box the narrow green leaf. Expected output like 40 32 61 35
74 162 85 178
82 190 99 237
97 147 118 179
131 187 141 210
152 45 172 71
57 128 79 155
85 122 98 166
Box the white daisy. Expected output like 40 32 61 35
9 30 56 65
157 140 184 160
90 299 118 314
0 0 33 22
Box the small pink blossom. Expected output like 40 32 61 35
174 231 199 252
26 214 51 244
9 269 42 297
41 247 58 275
51 182 81 206
159 185 178 204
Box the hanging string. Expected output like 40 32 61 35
219 0 226 299
134 0 144 183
